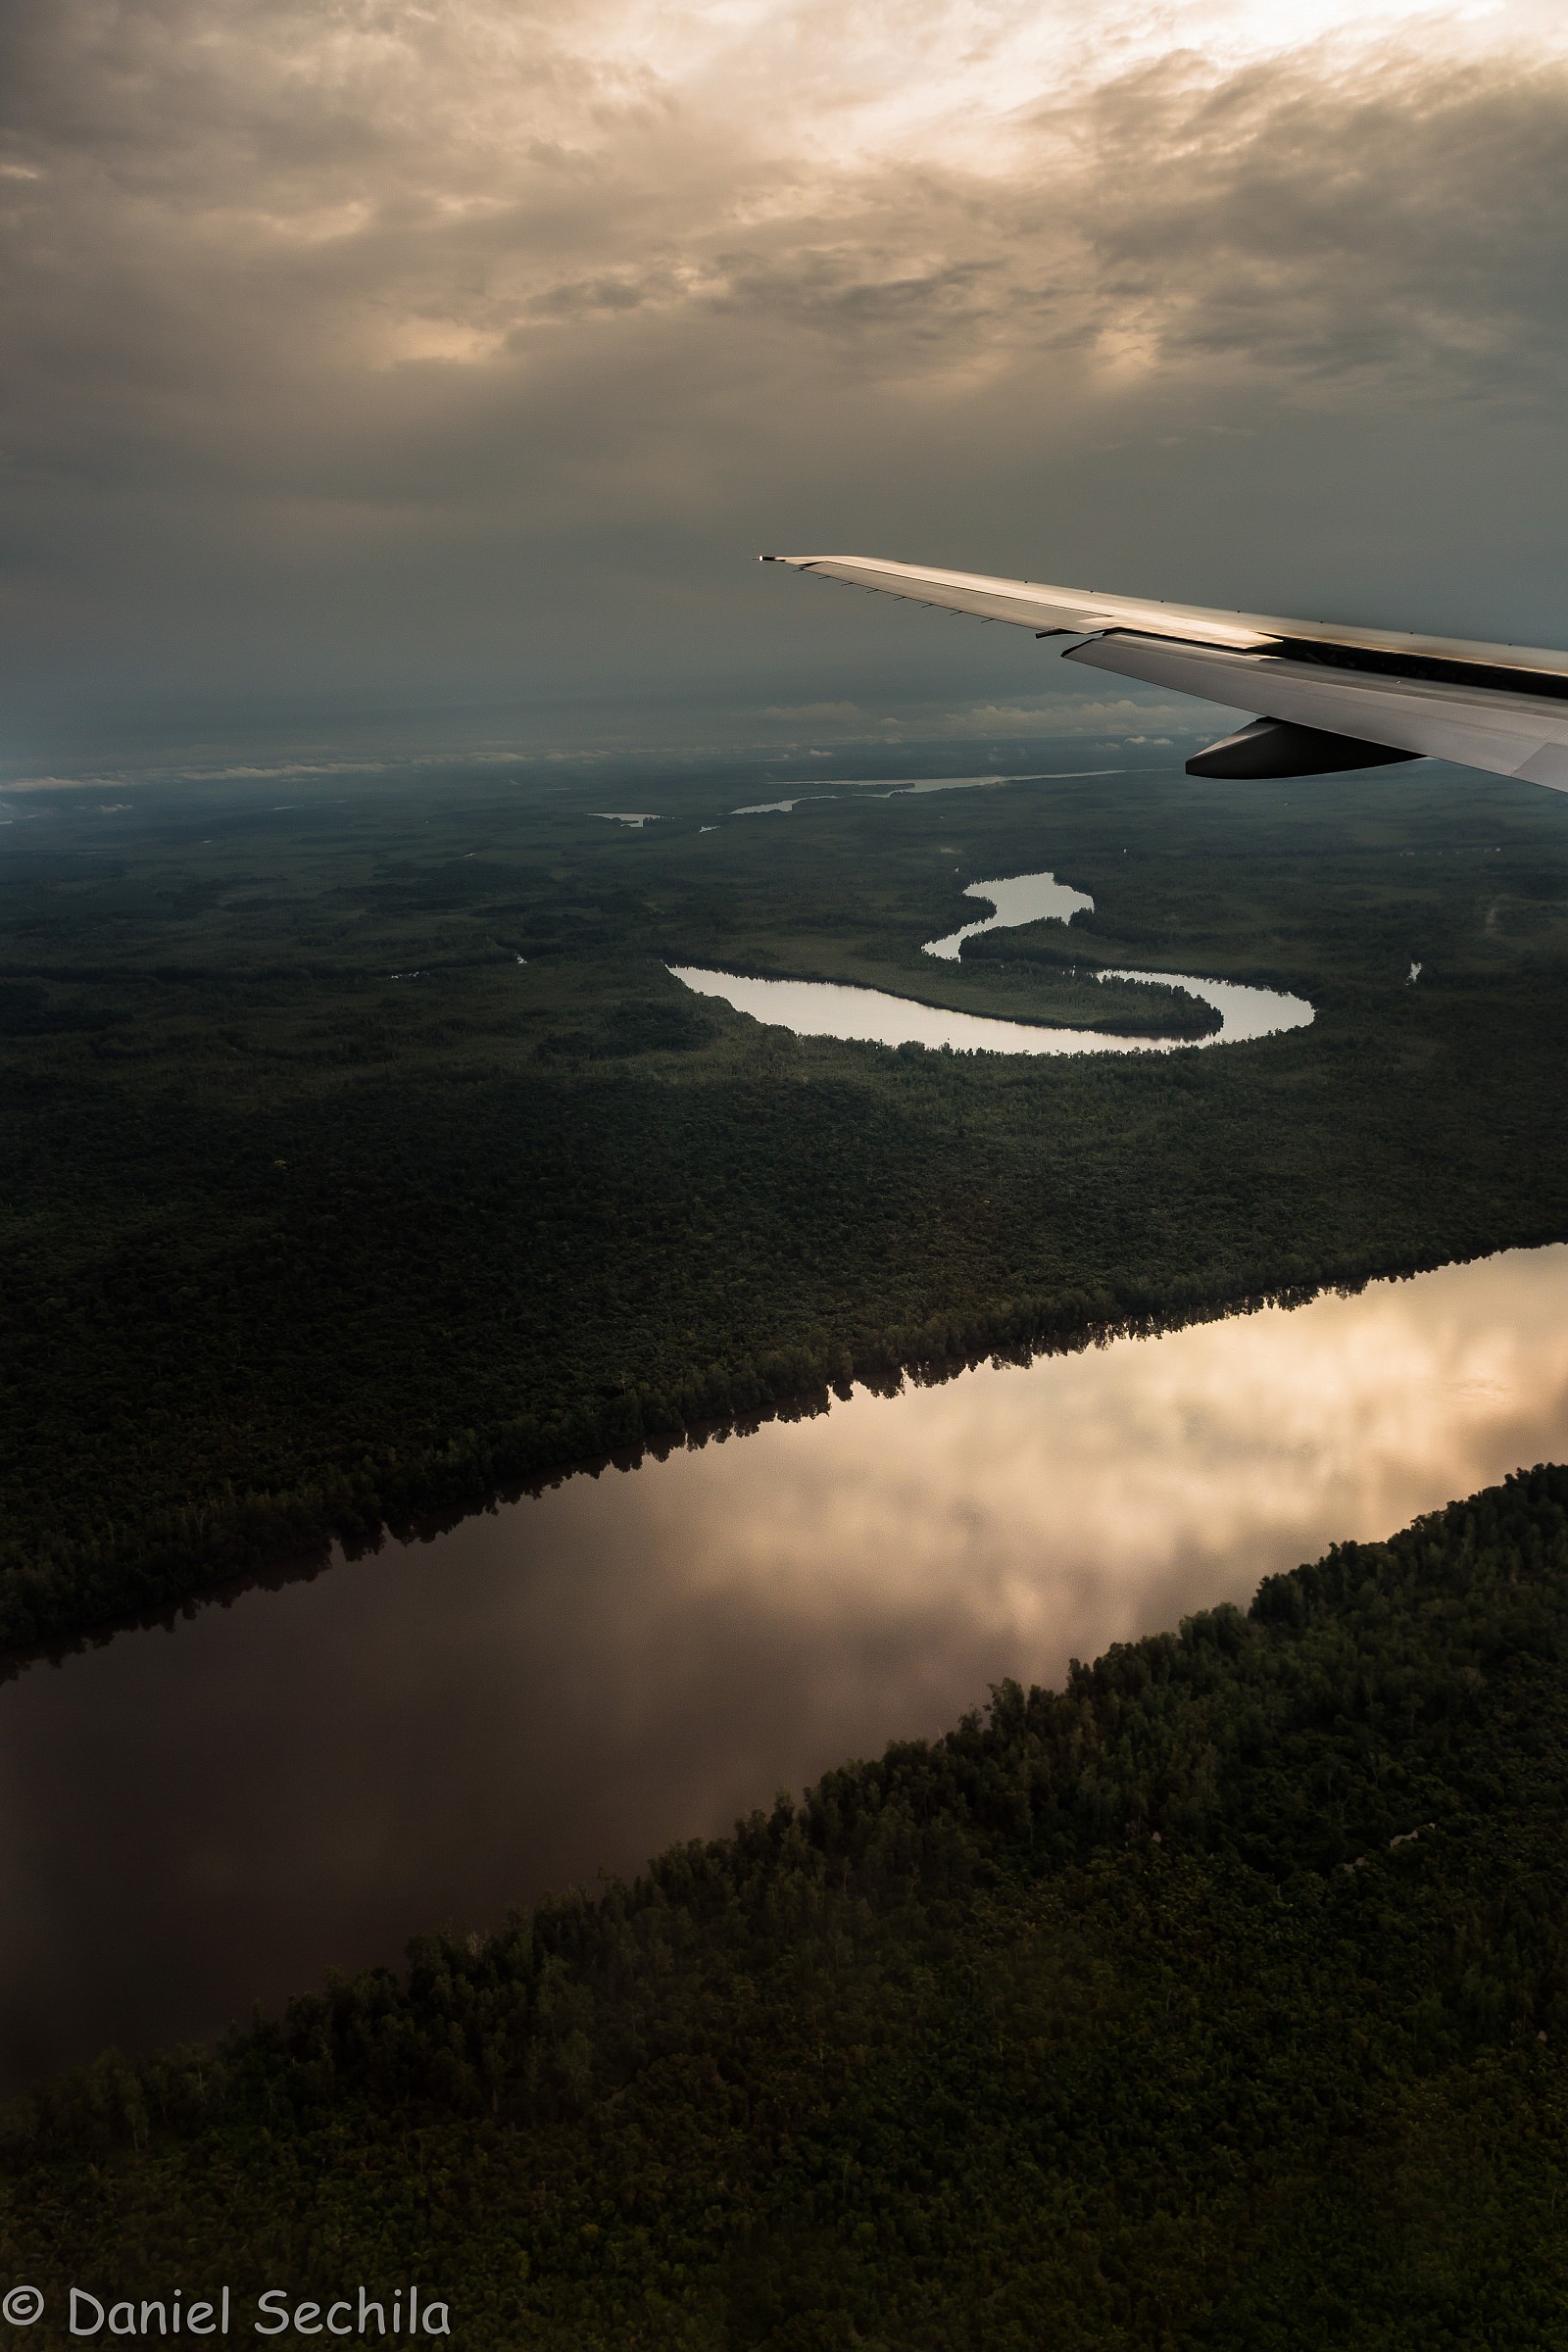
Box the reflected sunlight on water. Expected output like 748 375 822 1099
3 1246 1568 2085
669 961 1313 1054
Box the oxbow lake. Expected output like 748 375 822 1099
4 1246 1568 2089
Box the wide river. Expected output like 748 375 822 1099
6 1246 1568 2091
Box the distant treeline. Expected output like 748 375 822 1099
7 759 1568 1652
11 1466 1568 2344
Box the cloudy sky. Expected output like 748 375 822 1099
5 0 1568 767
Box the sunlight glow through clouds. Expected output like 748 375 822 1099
278 0 1568 392
8 0 1568 731
567 0 1555 177
12 0 1566 404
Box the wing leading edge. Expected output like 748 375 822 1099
760 553 1568 791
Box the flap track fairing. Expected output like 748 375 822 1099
1186 718 1421 780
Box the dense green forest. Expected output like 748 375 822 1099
7 746 1568 1647
10 1464 1568 2345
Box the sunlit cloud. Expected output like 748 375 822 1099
4 0 1568 750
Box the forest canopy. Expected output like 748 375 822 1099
6 748 1568 1649
9 1466 1568 2346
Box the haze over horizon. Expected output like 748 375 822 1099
5 0 1568 775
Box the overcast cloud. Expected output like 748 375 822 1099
4 0 1568 767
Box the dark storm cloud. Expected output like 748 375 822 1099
3 0 1568 758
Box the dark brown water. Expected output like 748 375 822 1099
6 1245 1568 2092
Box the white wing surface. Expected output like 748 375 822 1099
760 553 1568 790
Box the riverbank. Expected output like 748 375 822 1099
9 1465 1568 2345
7 754 1568 1652
6 1245 1568 2096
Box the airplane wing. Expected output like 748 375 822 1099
760 553 1568 789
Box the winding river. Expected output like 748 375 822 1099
669 869 1314 1054
3 1245 1568 2091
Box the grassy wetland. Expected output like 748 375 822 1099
7 747 1568 1648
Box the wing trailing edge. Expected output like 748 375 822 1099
760 553 1568 791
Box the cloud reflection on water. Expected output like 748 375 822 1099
578 1246 1568 1669
2 1245 1568 2086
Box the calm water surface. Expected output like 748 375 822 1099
669 864 1314 1053
922 870 1095 959
5 1247 1568 2089
670 961 1312 1054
